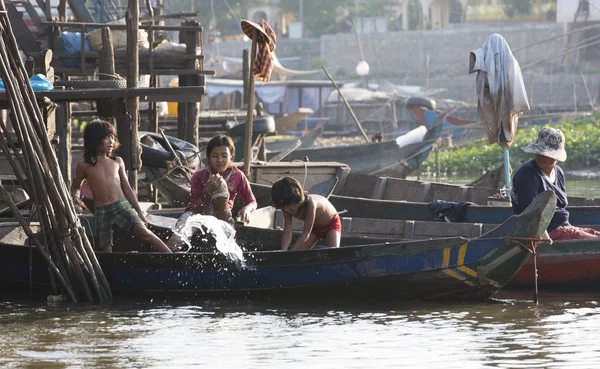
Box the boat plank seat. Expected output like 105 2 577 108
273 210 496 240
333 173 379 199
380 177 430 203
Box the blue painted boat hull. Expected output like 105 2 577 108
0 191 555 301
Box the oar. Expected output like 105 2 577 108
268 139 302 162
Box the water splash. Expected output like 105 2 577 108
173 214 246 266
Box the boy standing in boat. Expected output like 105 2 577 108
271 176 341 250
166 135 257 250
71 120 171 253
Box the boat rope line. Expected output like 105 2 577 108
367 137 440 175
506 236 552 305
291 159 308 188
140 163 195 186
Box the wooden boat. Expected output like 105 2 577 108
263 121 325 151
273 108 315 133
0 191 554 300
331 171 599 206
143 161 349 208
57 191 600 293
246 180 600 227
243 202 600 293
325 193 600 226
507 238 600 291
406 97 479 141
265 116 444 177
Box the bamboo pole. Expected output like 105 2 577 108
126 0 140 192
0 185 78 302
243 32 258 178
322 66 370 143
580 71 595 110
0 2 112 302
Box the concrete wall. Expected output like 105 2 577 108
320 23 566 81
213 22 600 109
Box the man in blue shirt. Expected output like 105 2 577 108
511 127 600 240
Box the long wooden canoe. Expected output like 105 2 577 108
0 191 555 301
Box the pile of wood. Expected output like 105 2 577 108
0 2 111 303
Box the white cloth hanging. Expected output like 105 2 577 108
469 34 530 149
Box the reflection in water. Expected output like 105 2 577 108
2 296 600 368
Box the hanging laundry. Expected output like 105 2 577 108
469 34 530 149
241 19 277 82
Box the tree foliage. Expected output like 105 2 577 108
279 0 354 37
504 0 532 18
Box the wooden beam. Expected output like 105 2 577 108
0 86 206 102
125 0 140 191
56 102 72 185
41 20 203 32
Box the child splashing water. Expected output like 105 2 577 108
271 176 341 250
71 120 171 253
167 135 257 251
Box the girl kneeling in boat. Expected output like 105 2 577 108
271 176 341 250
166 135 257 250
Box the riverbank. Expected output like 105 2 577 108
421 115 600 177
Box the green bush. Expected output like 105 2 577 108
423 115 600 175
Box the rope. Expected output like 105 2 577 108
291 159 308 188
93 72 125 80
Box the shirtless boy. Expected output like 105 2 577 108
71 120 171 253
271 176 341 251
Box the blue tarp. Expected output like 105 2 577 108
0 74 54 91
61 31 92 68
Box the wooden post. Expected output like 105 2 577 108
56 102 72 185
580 71 595 110
573 82 578 114
242 48 249 106
435 144 440 183
243 33 258 178
322 66 370 142
40 50 56 139
529 75 534 106
24 57 34 77
126 0 140 192
58 0 67 21
177 20 200 147
98 27 116 122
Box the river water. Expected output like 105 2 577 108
2 292 600 368
412 174 600 198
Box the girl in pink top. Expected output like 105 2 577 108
168 135 257 250
185 135 257 222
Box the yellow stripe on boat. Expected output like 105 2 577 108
456 243 478 277
442 246 467 281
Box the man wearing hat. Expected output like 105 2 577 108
511 127 600 240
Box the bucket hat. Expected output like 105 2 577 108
522 127 567 162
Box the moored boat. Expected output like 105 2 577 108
264 116 444 177
0 191 555 301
